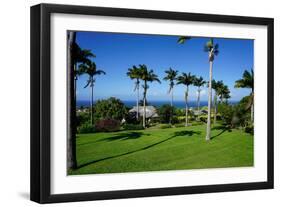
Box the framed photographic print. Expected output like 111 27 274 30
30 3 274 203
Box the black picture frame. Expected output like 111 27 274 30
30 3 274 204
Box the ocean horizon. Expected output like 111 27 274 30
77 100 238 109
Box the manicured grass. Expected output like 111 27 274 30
69 124 253 175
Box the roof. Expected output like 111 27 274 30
129 106 159 118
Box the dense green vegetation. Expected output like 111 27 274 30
69 123 253 175
67 31 254 172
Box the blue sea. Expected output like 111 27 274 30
77 100 238 109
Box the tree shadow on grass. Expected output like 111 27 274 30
76 130 201 169
211 125 232 140
98 132 150 142
78 132 148 146
173 130 201 137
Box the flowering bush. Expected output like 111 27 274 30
95 119 120 132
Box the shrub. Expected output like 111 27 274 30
158 104 177 124
124 111 140 125
123 124 144 130
245 124 254 135
175 108 185 116
94 97 127 121
218 103 235 127
199 116 207 123
190 121 203 126
171 116 180 124
95 119 120 132
218 101 251 128
76 112 90 127
174 123 185 128
160 124 172 129
216 114 222 120
178 116 186 122
77 123 95 134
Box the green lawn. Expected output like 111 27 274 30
69 124 253 175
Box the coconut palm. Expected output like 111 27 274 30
139 64 161 128
80 61 106 125
127 65 142 120
163 68 178 124
73 44 95 102
177 72 195 126
217 84 231 103
193 76 206 116
204 38 219 141
212 80 224 124
235 69 254 122
222 85 231 103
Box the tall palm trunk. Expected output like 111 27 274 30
206 60 213 141
67 31 77 170
196 87 201 121
90 77 94 126
251 104 254 123
214 93 217 124
185 86 189 127
136 83 139 120
170 87 174 124
171 87 174 107
143 81 147 128
197 88 201 112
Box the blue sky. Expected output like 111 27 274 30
75 31 253 102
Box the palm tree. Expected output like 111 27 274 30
80 61 106 125
204 38 219 141
217 84 231 103
127 65 142 120
67 31 77 170
222 85 231 103
72 44 95 103
212 80 224 124
193 76 206 116
177 72 195 127
163 68 178 124
139 64 161 128
235 69 254 122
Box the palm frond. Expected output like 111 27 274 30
83 79 91 88
94 70 106 75
177 36 191 44
234 69 254 89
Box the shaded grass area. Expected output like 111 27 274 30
69 124 253 175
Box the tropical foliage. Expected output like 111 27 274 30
158 104 177 124
212 80 224 124
69 33 254 173
177 72 195 126
94 97 127 121
127 65 142 120
80 61 106 125
193 76 206 114
138 64 161 127
163 68 178 124
204 38 219 141
235 69 254 122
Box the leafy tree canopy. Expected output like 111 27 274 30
94 97 127 121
